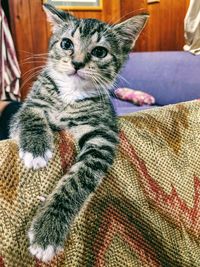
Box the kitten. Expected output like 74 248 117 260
10 4 148 262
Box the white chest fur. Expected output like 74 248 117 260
49 69 99 105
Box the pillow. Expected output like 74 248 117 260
115 88 155 106
117 52 200 106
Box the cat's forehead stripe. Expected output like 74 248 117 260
71 21 80 37
91 31 101 43
70 20 103 44
79 19 104 37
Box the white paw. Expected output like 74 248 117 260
28 229 64 263
19 149 53 170
29 244 56 263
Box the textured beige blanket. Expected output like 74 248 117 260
1 100 200 267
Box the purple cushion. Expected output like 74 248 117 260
116 51 200 106
110 96 157 116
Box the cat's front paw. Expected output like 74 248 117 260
28 209 67 262
19 149 53 170
28 240 63 263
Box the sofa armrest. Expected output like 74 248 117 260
1 100 200 266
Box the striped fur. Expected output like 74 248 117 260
10 4 148 262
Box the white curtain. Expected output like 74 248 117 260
0 3 21 100
184 0 200 55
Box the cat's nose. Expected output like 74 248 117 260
72 61 85 70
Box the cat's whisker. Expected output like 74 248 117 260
22 55 48 64
93 72 113 86
20 76 39 91
94 68 129 88
22 66 45 77
21 61 46 67
85 72 106 103
91 77 106 105
92 74 119 101
32 52 48 56
108 70 130 87
21 69 43 90
22 58 47 62
84 69 116 80
19 50 48 56
23 54 48 59
91 74 112 105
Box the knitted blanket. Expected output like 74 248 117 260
1 100 200 267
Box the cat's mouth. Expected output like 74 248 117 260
68 70 85 80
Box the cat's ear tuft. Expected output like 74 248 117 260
43 3 76 32
113 13 149 49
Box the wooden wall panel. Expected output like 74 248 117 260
74 0 121 23
9 0 35 99
8 0 189 98
29 0 49 62
121 0 190 52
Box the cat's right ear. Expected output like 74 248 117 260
113 13 149 49
43 4 76 32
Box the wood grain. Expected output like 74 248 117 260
121 0 190 52
9 0 35 99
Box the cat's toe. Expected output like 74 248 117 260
19 149 52 169
143 96 155 105
44 150 53 161
29 244 56 263
28 229 64 262
28 211 65 262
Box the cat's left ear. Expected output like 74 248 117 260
113 13 149 48
43 4 76 32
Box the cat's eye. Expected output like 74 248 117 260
60 38 73 50
91 46 108 58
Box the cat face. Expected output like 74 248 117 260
43 4 149 90
47 18 118 89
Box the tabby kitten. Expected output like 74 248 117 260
10 4 148 262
